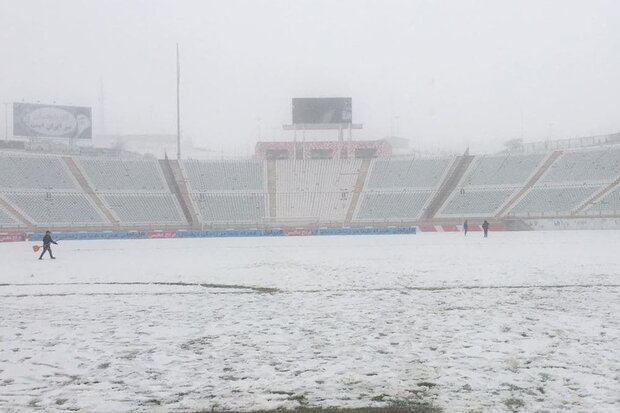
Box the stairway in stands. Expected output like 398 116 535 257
421 154 474 220
63 157 118 227
344 159 371 224
159 159 200 228
0 196 33 228
572 176 620 216
494 150 563 218
266 161 278 219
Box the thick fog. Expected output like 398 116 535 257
0 0 619 156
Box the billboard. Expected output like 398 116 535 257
13 102 92 139
292 97 352 124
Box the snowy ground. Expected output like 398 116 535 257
1 231 619 412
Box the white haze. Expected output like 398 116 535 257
0 0 619 156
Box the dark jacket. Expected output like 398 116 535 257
43 234 57 247
482 221 490 230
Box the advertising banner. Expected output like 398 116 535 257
0 233 27 242
148 230 177 239
286 228 313 236
13 102 92 139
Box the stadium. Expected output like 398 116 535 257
1 131 620 236
1 101 620 412
1 1 620 412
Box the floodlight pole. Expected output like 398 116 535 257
176 43 182 160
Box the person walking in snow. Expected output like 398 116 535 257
39 230 58 260
482 220 490 238
463 219 469 236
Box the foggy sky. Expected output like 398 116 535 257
0 0 619 156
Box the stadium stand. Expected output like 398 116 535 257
354 157 452 221
356 191 432 220
276 192 352 221
76 158 167 191
275 159 360 221
504 148 620 217
437 154 547 217
440 189 515 216
459 154 546 187
0 154 77 190
182 160 264 192
101 194 186 224
192 193 266 222
0 146 618 230
0 206 19 226
365 158 451 189
540 147 620 183
2 192 106 225
510 186 599 216
180 160 266 224
582 185 620 214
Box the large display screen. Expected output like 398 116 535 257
292 98 352 124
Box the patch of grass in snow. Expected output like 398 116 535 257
503 397 524 412
195 408 442 413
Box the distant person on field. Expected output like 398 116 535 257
39 230 58 260
482 220 490 238
463 219 469 236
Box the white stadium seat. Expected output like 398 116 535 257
541 148 620 184
3 192 105 225
77 158 167 191
0 155 77 190
182 160 264 192
366 158 451 189
192 193 266 222
356 191 432 220
102 193 186 224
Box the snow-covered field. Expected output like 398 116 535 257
1 231 619 412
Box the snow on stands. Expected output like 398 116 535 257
1 231 619 412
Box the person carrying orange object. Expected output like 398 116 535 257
38 231 58 260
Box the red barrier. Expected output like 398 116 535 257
0 233 27 242
441 225 458 232
418 224 437 232
148 230 177 239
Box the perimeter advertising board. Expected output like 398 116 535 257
13 102 92 139
292 97 352 124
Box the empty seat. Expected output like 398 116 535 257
102 194 186 224
182 160 264 192
540 148 620 183
510 186 598 216
77 158 166 191
0 206 19 225
356 191 431 220
586 186 620 213
439 189 514 216
274 159 360 221
277 192 353 221
192 193 266 222
366 158 452 189
3 192 105 225
460 154 545 187
0 155 77 190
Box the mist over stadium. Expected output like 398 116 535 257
0 1 619 413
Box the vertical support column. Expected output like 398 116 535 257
293 125 297 160
337 124 343 160
301 125 306 160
